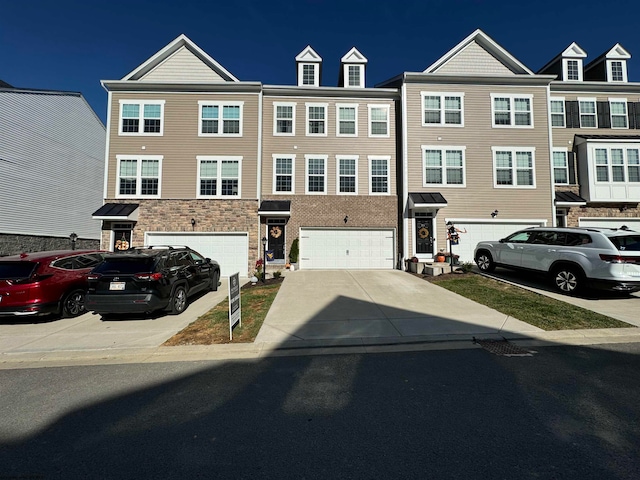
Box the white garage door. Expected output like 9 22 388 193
300 228 395 269
145 232 248 277
579 217 640 231
450 221 546 263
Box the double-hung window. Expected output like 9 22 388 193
422 93 463 126
116 155 162 197
273 155 295 194
565 60 581 81
368 104 389 137
274 102 295 135
119 100 164 135
306 103 327 136
422 146 465 186
337 156 358 194
553 149 569 184
305 155 327 194
609 99 628 128
197 156 241 197
578 98 597 128
550 97 565 127
492 94 533 127
198 101 243 136
369 156 390 194
492 147 536 188
347 65 362 87
608 60 626 82
336 104 358 136
593 146 640 183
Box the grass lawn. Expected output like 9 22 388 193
427 273 632 330
163 280 283 346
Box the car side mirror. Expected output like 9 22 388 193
499 238 506 243
205 258 212 263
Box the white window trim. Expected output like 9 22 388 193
368 155 391 195
368 104 390 138
272 154 296 195
552 147 569 185
344 64 364 88
196 155 243 198
198 101 244 137
609 97 628 129
421 145 466 188
118 100 165 136
491 147 536 189
115 154 163 198
273 102 296 136
550 96 566 128
578 97 598 128
336 103 358 137
607 59 628 82
563 58 583 81
491 94 534 128
590 144 640 184
305 154 328 194
336 155 359 195
298 63 319 87
421 92 465 127
306 103 328 137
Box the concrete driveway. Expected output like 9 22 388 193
255 270 542 344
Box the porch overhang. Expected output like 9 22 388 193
92 203 140 221
258 200 291 216
408 192 448 209
555 191 587 207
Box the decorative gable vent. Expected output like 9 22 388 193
296 46 322 87
339 47 367 88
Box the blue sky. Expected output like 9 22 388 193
2 0 640 124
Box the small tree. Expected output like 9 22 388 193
289 238 299 263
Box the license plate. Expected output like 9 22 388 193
109 282 125 291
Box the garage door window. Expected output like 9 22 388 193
197 156 241 197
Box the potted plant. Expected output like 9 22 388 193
435 249 446 263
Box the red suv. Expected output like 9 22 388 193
0 250 105 318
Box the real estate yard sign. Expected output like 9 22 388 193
228 272 241 340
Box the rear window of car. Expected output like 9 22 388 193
608 234 640 251
92 257 156 274
0 262 37 280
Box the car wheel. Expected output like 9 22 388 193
475 251 495 272
210 270 219 292
170 285 188 315
552 265 583 294
62 289 86 317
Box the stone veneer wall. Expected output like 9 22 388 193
262 195 399 264
0 234 99 257
100 199 260 273
566 205 640 227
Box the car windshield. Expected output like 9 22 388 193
608 234 640 252
92 257 156 274
0 262 37 280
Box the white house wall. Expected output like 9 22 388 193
0 91 106 240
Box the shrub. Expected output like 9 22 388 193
289 238 299 263
459 261 474 273
273 270 282 279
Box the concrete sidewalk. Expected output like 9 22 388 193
2 270 640 369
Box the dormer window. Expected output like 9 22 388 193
563 59 583 81
296 46 322 87
608 60 627 82
302 64 317 86
340 47 367 88
348 65 362 87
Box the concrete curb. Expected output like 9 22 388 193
2 328 640 369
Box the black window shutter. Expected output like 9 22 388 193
634 102 640 129
565 101 579 128
629 102 636 129
568 151 576 185
597 101 611 128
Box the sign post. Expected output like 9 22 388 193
228 272 241 340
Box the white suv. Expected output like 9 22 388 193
474 227 640 294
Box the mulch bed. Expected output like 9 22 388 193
242 277 284 289
409 270 474 283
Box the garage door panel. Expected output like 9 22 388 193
145 232 248 277
300 228 394 270
453 222 545 263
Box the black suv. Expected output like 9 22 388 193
85 246 220 316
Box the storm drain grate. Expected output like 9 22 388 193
473 338 537 357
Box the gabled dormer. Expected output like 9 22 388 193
585 44 631 82
538 42 587 81
296 46 322 87
338 47 367 88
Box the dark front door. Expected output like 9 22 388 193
268 224 285 261
415 217 434 255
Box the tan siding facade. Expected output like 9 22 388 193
106 91 260 200
140 47 227 83
435 42 515 76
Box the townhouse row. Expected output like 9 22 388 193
92 30 640 276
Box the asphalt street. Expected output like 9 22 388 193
1 343 640 479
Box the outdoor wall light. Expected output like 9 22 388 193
344 215 348 224
619 205 628 212
191 218 196 230
491 210 499 218
69 232 78 250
